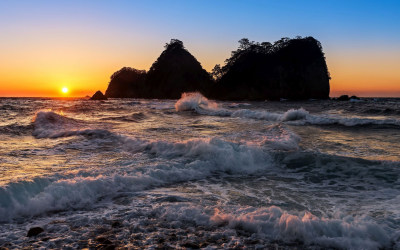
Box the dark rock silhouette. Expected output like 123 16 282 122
336 95 350 101
27 227 44 237
105 39 212 99
105 67 146 98
145 39 213 99
209 37 330 100
334 95 360 101
350 95 360 100
333 95 361 101
90 90 107 100
103 37 330 100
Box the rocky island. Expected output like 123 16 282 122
102 37 330 100
90 90 107 100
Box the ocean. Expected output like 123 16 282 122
0 93 399 249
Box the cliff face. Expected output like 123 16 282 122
104 37 330 100
210 37 330 100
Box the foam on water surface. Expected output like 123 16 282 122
0 96 400 249
175 92 400 128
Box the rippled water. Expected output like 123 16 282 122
0 94 399 249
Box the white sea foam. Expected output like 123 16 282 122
175 93 400 127
7 122 397 225
302 115 400 127
0 173 181 221
153 204 393 249
175 92 308 121
3 108 306 222
3 128 275 221
261 125 301 150
174 92 219 113
22 106 400 249
3 96 400 249
211 206 391 249
231 108 309 122
2 194 394 249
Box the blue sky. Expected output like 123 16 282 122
0 0 399 96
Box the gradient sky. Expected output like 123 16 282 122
0 0 399 97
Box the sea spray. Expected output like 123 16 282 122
175 92 219 113
175 92 400 127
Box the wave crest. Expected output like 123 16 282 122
175 93 400 127
175 92 218 112
209 206 391 249
32 110 115 139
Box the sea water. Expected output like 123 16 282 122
0 93 399 249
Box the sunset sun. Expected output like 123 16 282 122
61 87 69 94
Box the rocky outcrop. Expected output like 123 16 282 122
210 37 330 100
105 67 146 98
336 95 350 101
334 95 360 101
145 39 213 99
90 90 107 100
103 37 330 100
104 39 213 99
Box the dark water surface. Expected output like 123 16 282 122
0 94 399 249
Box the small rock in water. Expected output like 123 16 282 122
90 90 107 100
27 227 44 237
337 95 350 101
181 241 200 249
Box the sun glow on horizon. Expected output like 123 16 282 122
61 87 69 94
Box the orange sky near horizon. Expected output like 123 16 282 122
1 1 399 98
1 45 399 98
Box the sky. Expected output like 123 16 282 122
0 0 399 97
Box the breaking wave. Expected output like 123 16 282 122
175 92 220 114
157 205 392 249
3 97 400 249
0 134 274 221
5 109 397 224
4 110 287 221
32 110 115 138
260 124 301 151
175 92 400 127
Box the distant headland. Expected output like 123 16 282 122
93 37 330 101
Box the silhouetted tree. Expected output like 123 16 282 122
261 42 272 51
211 64 223 81
238 38 251 50
164 39 184 49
